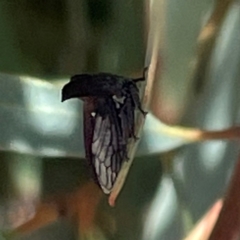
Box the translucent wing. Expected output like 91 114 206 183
84 96 136 194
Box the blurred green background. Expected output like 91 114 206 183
0 0 240 239
0 0 145 77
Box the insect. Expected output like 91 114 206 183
61 69 147 194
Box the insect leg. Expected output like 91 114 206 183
133 66 148 82
129 85 148 117
119 94 139 141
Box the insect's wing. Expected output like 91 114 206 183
84 97 133 194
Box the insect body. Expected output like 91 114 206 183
62 70 147 194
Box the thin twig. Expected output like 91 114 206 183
108 0 162 206
192 0 234 93
158 124 240 142
184 200 223 240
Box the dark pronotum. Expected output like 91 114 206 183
61 69 147 194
